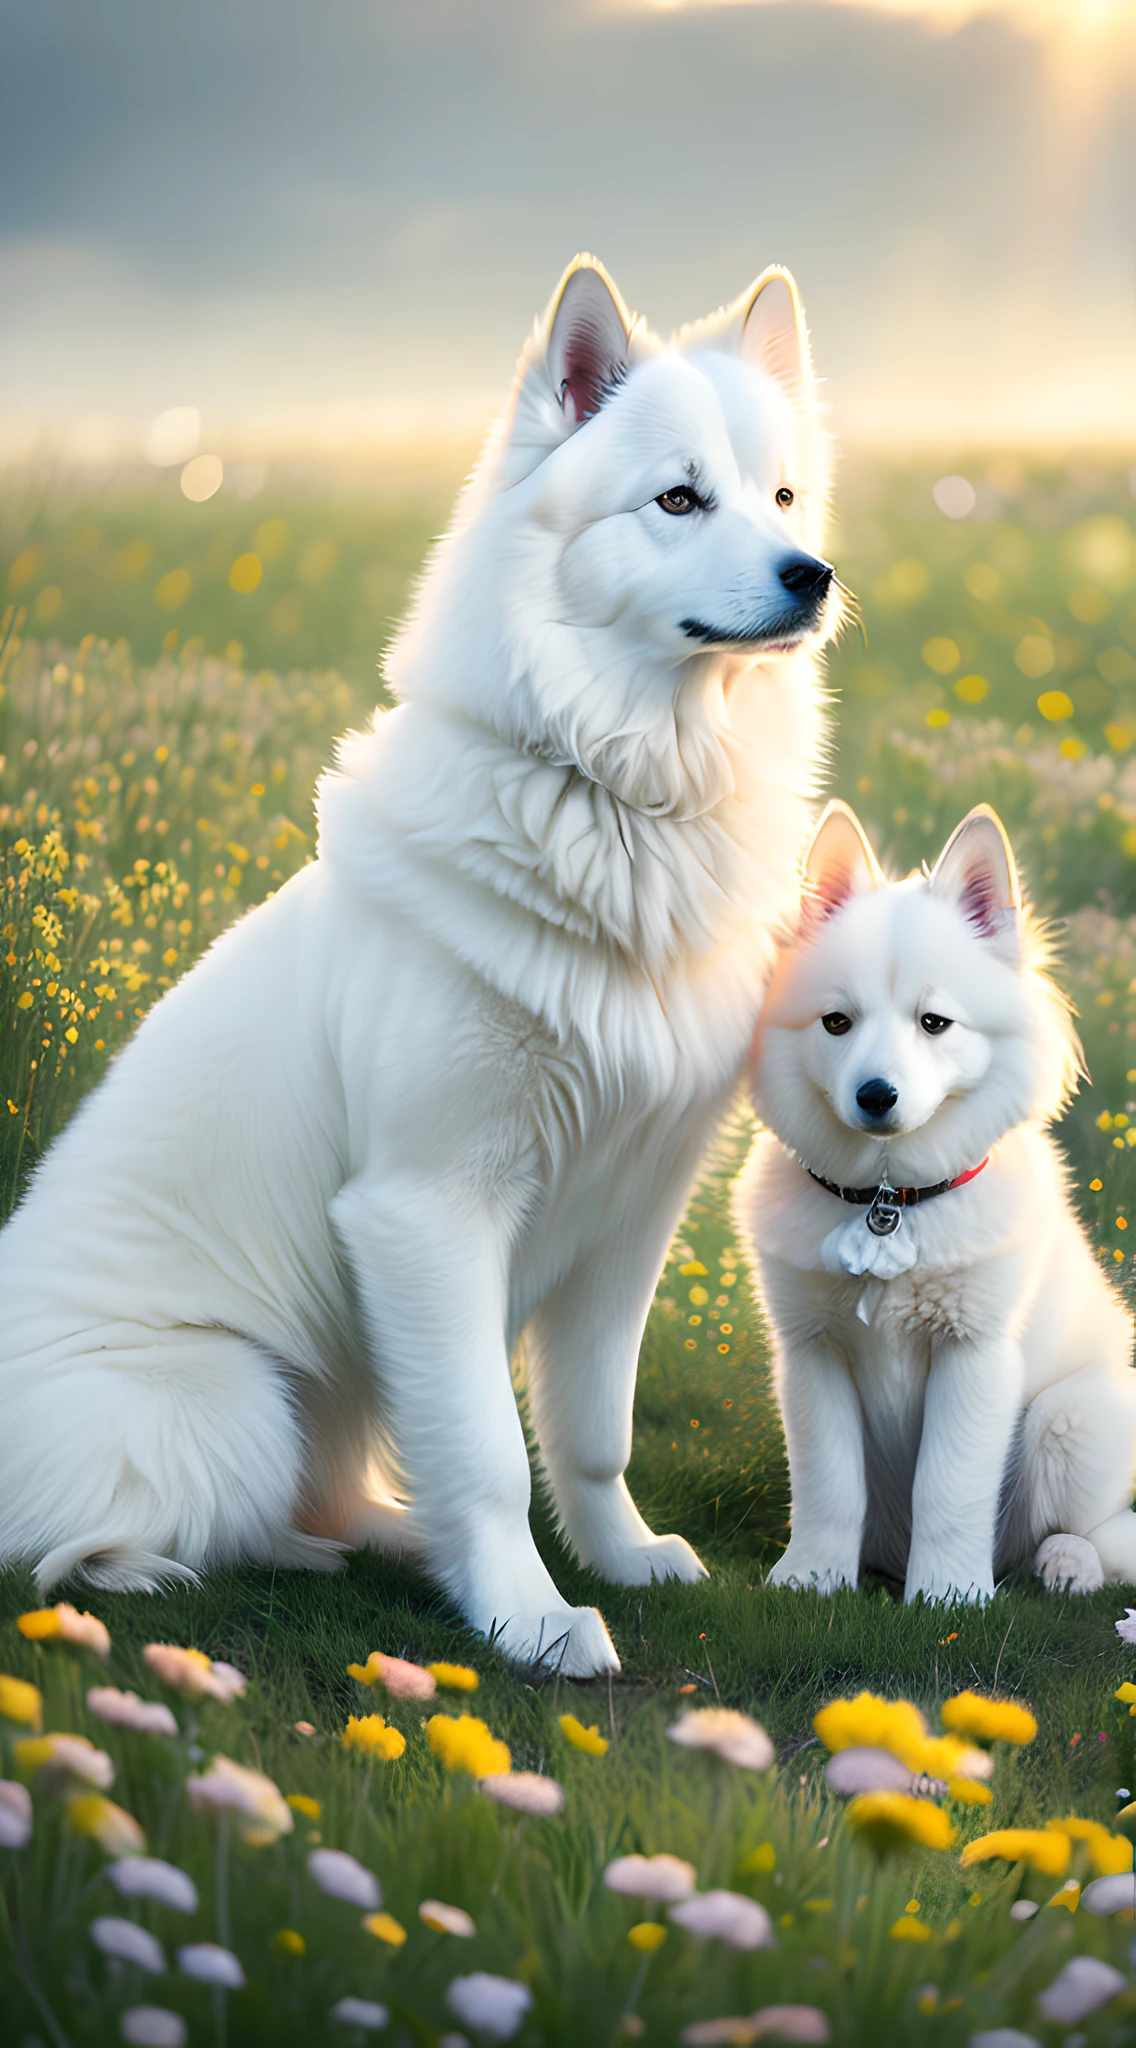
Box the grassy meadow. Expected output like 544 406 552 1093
2 449 1136 2045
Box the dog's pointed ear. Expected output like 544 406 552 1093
545 256 633 430
929 805 1021 948
802 800 883 924
740 266 813 400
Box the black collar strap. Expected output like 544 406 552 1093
806 1157 989 1238
807 1157 989 1210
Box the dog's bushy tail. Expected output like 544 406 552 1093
0 1331 332 1595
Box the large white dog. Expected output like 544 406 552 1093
0 256 836 1675
737 801 1136 1606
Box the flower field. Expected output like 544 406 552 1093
3 449 1136 2044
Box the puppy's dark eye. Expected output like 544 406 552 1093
920 1012 953 1035
656 486 700 516
821 1011 852 1036
775 486 795 509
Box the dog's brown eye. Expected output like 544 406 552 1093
821 1011 852 1036
776 487 795 509
656 487 698 516
920 1012 952 1035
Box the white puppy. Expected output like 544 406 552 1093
0 256 836 1674
736 800 1136 1605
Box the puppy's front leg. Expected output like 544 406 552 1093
767 1335 866 1593
905 1336 1023 1606
330 1173 619 1677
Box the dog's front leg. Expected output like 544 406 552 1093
905 1336 1024 1606
766 1335 866 1593
525 1214 710 1589
330 1174 620 1677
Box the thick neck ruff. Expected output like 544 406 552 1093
806 1157 989 1238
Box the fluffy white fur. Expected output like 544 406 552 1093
0 255 836 1674
736 801 1136 1605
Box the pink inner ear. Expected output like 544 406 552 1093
801 861 854 931
560 316 615 424
960 864 1001 938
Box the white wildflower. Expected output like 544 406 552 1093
329 1998 390 2031
420 1899 476 1937
143 1645 246 1702
1008 1900 1039 1921
666 1708 775 1771
107 1858 198 1914
186 1757 292 1844
0 1780 32 1850
89 1688 178 1737
176 1943 245 1989
824 1748 928 1797
90 1917 166 1974
120 2008 187 2047
1080 1872 1136 1915
1115 1609 1136 1645
479 1772 565 1817
603 1853 696 1903
968 2032 1043 2048
669 1890 776 1950
307 1847 381 1910
446 1972 533 2040
1036 1956 1126 2024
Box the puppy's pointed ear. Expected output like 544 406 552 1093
545 256 633 430
740 266 813 400
803 800 884 924
929 805 1021 949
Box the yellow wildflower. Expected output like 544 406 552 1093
941 1691 1037 1747
343 1715 406 1762
285 1794 321 1820
846 1793 956 1855
740 1843 776 1874
426 1713 510 1778
0 1675 43 1730
627 1922 667 1952
947 1776 992 1806
17 1605 110 1658
363 1912 407 1947
427 1663 479 1692
559 1712 609 1757
1116 1683 1136 1715
68 1793 146 1856
273 1928 306 1957
814 1692 930 1771
889 1916 932 1941
1046 1882 1080 1912
1047 1816 1132 1875
960 1829 1070 1877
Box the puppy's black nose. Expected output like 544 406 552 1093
856 1077 898 1120
778 554 834 602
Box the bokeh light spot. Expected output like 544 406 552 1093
932 475 976 520
954 673 989 704
229 553 263 595
145 407 201 468
1037 690 1073 722
180 454 224 503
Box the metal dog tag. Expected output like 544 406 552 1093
865 1186 902 1237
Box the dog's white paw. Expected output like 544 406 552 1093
767 1544 857 1595
597 1532 708 1588
1034 1533 1104 1595
491 1604 621 1678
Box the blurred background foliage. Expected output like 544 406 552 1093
1 448 1134 1253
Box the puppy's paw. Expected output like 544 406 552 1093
1034 1532 1104 1595
597 1532 708 1588
492 1604 621 1679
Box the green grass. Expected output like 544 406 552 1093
2 450 1136 2042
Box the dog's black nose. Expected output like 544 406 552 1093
856 1077 898 1120
778 554 834 602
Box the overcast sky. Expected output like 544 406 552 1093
2 0 1135 453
